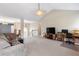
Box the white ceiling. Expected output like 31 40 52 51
0 3 79 21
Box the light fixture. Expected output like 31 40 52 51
36 3 45 16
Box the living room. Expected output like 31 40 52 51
39 10 79 45
0 3 79 56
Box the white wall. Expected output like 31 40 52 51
40 10 79 34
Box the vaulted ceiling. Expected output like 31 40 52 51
0 3 79 21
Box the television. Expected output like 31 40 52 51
46 27 55 34
62 29 68 34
